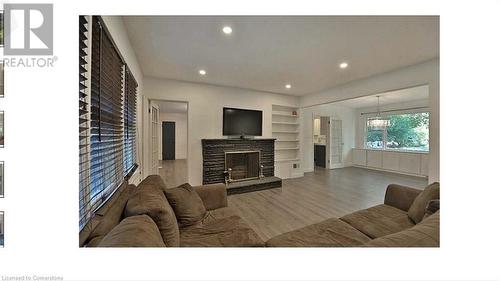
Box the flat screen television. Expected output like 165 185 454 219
223 107 263 136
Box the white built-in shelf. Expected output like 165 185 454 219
272 122 299 125
272 112 299 118
272 104 302 179
275 147 300 151
275 158 301 162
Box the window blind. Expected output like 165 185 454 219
79 16 138 229
79 15 91 228
88 15 125 215
123 66 137 176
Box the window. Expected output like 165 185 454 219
123 67 138 175
365 112 429 152
79 16 138 229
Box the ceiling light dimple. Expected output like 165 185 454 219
339 62 349 69
222 26 233 35
199 69 207 76
285 84 291 89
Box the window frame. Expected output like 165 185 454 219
363 109 430 153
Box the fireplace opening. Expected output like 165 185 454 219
225 151 262 182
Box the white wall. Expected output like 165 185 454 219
301 103 356 172
158 112 188 160
101 16 144 185
300 59 439 183
140 60 439 184
143 78 300 185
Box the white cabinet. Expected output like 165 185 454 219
320 117 328 135
353 149 367 166
420 154 429 176
366 150 383 168
399 153 421 174
382 151 399 171
352 148 428 177
313 118 321 136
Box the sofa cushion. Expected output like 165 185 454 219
79 216 102 247
88 183 135 241
98 215 166 247
408 182 440 224
266 218 371 247
201 207 238 224
364 211 440 247
140 175 168 191
86 235 105 247
193 183 228 211
340 204 415 239
180 215 265 247
124 184 180 247
164 183 207 228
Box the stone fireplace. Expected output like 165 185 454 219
225 150 262 182
201 139 275 184
201 138 282 194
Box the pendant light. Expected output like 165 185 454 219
367 96 390 130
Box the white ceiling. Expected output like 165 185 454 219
334 85 429 109
155 100 188 113
124 16 439 96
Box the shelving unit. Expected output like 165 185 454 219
272 105 303 179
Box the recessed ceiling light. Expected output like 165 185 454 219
285 84 292 89
199 69 207 76
339 62 349 69
222 26 233 35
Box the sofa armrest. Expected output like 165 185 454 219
193 183 228 211
384 184 422 212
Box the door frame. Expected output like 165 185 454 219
150 102 160 175
144 99 189 180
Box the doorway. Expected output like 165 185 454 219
313 116 329 169
149 100 188 187
162 121 175 160
312 115 344 170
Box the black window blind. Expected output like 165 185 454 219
79 15 91 228
123 66 137 176
79 16 138 229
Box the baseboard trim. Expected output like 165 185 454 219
304 168 314 173
351 165 428 178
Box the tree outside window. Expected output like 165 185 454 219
366 112 429 152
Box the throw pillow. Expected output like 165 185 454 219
423 199 440 220
124 184 180 247
98 215 166 247
408 182 440 224
163 183 207 228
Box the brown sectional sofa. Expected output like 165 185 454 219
79 175 265 247
266 183 440 247
80 175 439 247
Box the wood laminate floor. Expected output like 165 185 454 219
158 159 188 188
228 167 427 241
158 160 428 241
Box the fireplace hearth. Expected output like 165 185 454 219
201 139 281 194
225 151 262 183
